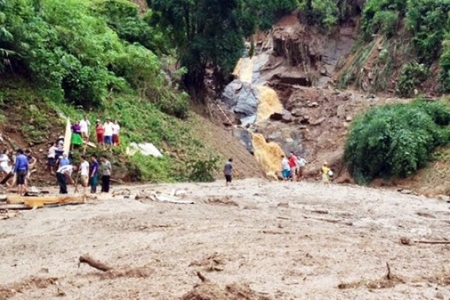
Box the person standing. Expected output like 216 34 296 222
95 120 105 149
0 149 13 186
24 149 36 188
224 158 233 186
281 155 290 180
56 164 78 194
288 152 297 181
103 118 113 149
47 142 58 174
0 149 12 176
79 115 91 141
321 162 331 183
79 155 89 195
90 154 99 193
71 120 83 150
14 149 28 196
101 155 111 193
112 120 120 147
296 155 307 180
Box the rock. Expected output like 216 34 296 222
437 194 450 202
29 104 38 111
281 111 293 123
345 116 353 122
336 105 346 118
267 131 282 140
308 102 319 108
435 292 444 300
222 80 259 124
291 108 303 117
310 117 325 126
285 138 294 143
400 189 413 195
232 127 254 154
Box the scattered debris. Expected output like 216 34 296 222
189 252 226 272
204 196 238 206
338 262 404 290
126 142 163 157
78 254 112 272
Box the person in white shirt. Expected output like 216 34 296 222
79 155 90 195
47 142 58 174
56 164 78 194
79 115 91 141
103 118 113 148
112 120 120 146
296 156 307 180
280 155 290 180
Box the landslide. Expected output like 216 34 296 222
213 7 450 195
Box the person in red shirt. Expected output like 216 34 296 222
95 120 105 149
288 152 297 181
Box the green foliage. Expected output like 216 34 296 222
361 0 406 38
396 62 428 97
345 100 450 184
186 156 220 182
149 0 299 92
406 0 450 65
300 0 339 31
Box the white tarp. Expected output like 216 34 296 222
126 142 163 157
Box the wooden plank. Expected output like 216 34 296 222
24 195 85 208
0 172 13 185
0 204 30 210
64 117 71 155
7 195 85 206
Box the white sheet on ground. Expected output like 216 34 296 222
126 142 163 157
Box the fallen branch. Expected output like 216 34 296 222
78 254 112 272
400 237 450 245
385 262 391 280
196 271 208 282
303 215 353 226
415 240 450 245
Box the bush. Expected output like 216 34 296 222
396 62 428 97
345 100 450 183
300 0 339 31
186 156 220 182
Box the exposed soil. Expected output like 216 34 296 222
1 179 450 299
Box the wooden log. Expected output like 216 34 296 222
7 195 85 207
79 254 112 272
0 204 30 210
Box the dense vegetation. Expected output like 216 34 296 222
345 99 450 184
335 0 450 95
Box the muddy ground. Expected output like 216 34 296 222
1 179 450 299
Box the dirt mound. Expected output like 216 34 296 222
189 252 226 272
0 276 58 300
181 282 272 300
204 196 239 206
97 266 154 280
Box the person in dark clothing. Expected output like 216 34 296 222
223 158 233 186
100 155 111 193
14 149 28 196
90 154 99 193
56 164 78 194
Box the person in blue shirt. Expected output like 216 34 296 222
90 154 99 193
58 153 70 168
14 149 29 196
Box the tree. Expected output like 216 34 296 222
148 0 298 98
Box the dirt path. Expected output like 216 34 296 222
1 179 450 299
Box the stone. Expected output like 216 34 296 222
269 112 283 121
435 292 444 300
345 116 353 122
310 117 325 126
281 111 293 123
437 194 450 202
308 102 319 107
400 189 413 195
285 138 294 143
291 108 303 117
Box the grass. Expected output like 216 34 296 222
0 75 220 182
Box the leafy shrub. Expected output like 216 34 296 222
300 0 339 31
186 156 219 182
361 0 406 38
406 0 450 65
396 62 428 97
345 100 450 183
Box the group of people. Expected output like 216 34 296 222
281 153 333 183
71 116 121 150
281 152 307 181
55 154 112 195
0 148 38 195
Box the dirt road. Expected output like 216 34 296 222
1 179 450 299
